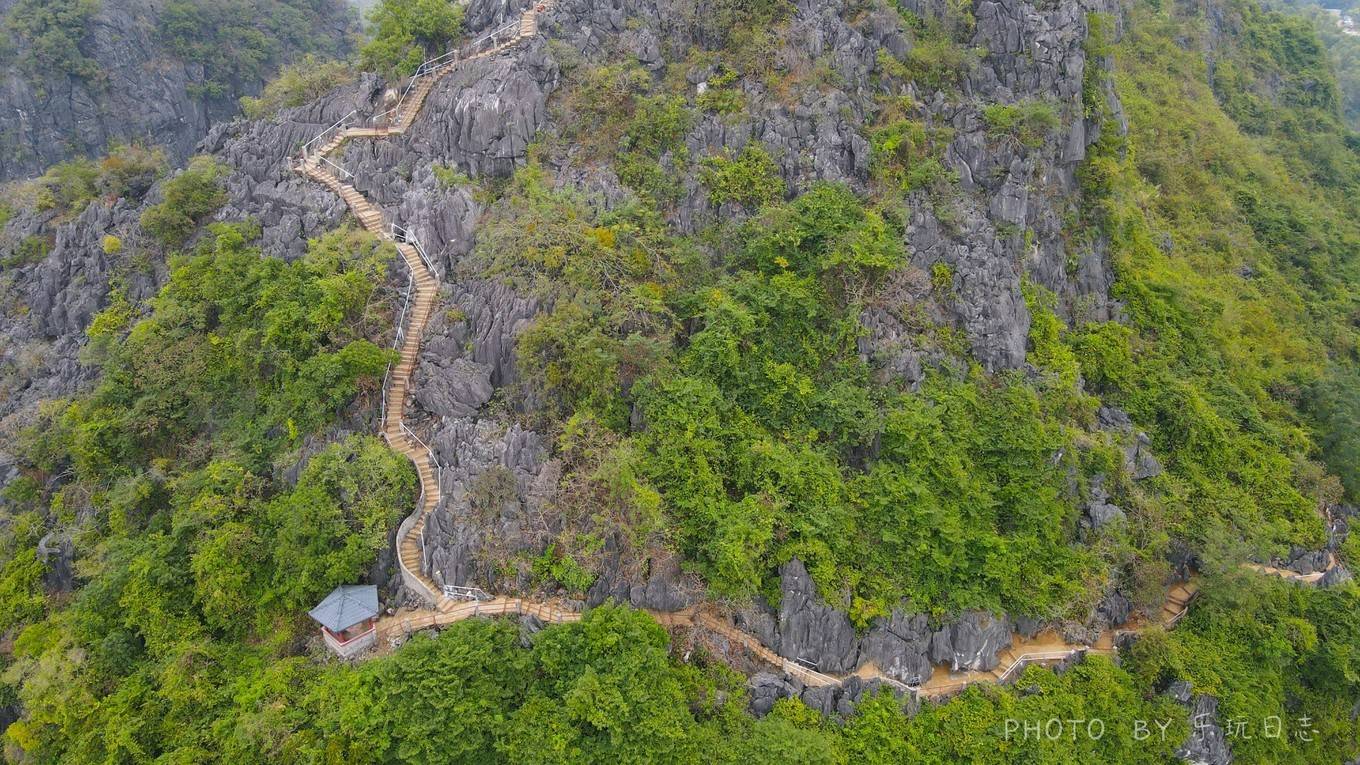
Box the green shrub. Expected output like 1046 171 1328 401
101 235 122 255
2 0 100 79
559 62 651 155
624 95 693 155
139 156 228 247
2 235 50 268
1023 283 1080 391
34 158 99 216
699 144 785 208
930 261 954 295
64 222 395 477
696 66 745 114
360 0 464 77
240 55 354 119
869 117 955 192
983 100 1060 148
97 144 166 201
432 164 472 188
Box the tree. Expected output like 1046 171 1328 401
360 0 464 77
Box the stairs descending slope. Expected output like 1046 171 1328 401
294 4 553 613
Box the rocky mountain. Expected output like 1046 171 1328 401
0 0 357 181
1 0 1358 760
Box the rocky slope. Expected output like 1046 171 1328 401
407 0 1136 657
1 4 1352 759
0 0 356 181
0 0 1157 646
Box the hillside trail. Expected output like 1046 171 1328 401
293 1 1342 700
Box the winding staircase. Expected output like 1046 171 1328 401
292 2 1346 700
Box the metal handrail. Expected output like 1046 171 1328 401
418 18 521 77
390 223 438 276
301 109 358 157
371 16 525 130
319 155 353 179
995 649 1087 683
371 72 425 128
444 585 493 601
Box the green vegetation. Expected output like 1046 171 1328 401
240 54 355 119
983 100 1061 148
139 156 228 246
1 0 100 79
157 0 350 100
432 163 473 189
30 144 166 220
699 145 786 208
868 114 955 193
1305 1 1360 129
55 223 394 476
475 170 1096 617
2 0 1359 759
359 0 464 77
0 208 418 761
1050 0 1360 572
1125 574 1360 763
876 0 979 90
1 236 50 269
695 66 746 115
9 582 1354 761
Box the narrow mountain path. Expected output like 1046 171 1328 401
293 2 1345 700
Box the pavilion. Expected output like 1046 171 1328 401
309 584 379 658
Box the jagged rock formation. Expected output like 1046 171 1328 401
738 558 1015 681
748 671 912 718
0 0 356 181
1166 681 1233 765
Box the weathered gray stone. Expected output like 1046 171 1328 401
1177 694 1232 765
0 0 355 181
36 532 74 593
929 611 1013 672
859 611 934 686
776 558 860 674
747 672 800 717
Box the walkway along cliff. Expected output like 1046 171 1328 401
293 1 1347 703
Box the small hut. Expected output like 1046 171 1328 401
309 584 379 658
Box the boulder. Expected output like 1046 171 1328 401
747 673 800 717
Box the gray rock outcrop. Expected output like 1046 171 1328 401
1169 684 1232 765
777 558 861 673
0 0 355 181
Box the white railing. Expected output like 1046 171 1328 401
444 585 493 601
419 18 522 76
371 72 426 129
995 649 1085 684
301 109 358 158
377 259 416 428
391 223 438 276
371 16 527 130
297 5 551 613
319 155 353 179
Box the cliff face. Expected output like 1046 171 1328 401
0 0 356 181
